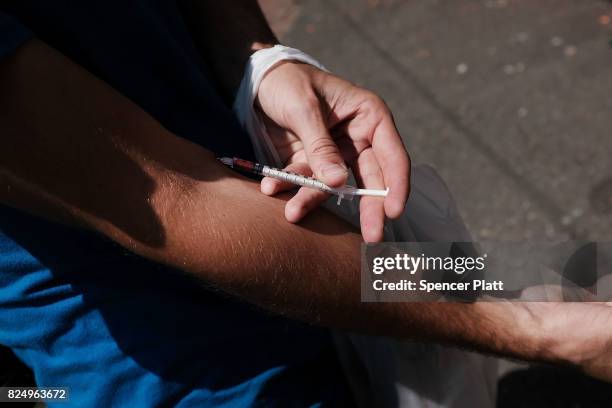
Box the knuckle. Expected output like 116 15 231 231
366 90 383 104
361 91 388 115
308 137 339 158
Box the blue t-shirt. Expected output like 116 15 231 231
0 2 350 406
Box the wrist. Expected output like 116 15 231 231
470 302 554 362
499 303 588 368
533 309 595 369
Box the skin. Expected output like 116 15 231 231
1 2 612 387
181 0 409 243
256 63 409 243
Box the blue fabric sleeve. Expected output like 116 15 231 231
0 12 33 60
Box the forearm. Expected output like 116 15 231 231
0 38 364 325
179 0 277 100
0 40 554 368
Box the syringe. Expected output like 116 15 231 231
219 157 389 204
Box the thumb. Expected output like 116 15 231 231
291 102 348 187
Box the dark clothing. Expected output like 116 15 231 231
0 2 349 406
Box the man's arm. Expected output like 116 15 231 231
0 38 506 337
0 39 436 331
0 39 604 377
0 39 360 317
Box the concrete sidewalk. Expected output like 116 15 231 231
262 0 612 405
264 0 612 242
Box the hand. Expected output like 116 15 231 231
256 61 410 242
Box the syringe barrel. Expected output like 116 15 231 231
219 157 384 203
261 166 333 193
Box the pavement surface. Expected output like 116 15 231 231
260 0 612 406
263 0 612 242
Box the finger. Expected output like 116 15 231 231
260 162 312 196
371 114 410 219
289 95 348 187
353 148 385 243
360 196 385 243
285 187 330 223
